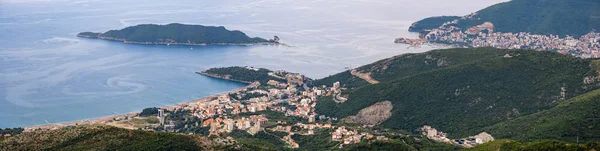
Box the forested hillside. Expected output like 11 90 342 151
410 0 600 37
316 48 600 138
484 89 600 142
465 139 600 151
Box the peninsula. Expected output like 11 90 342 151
396 0 600 58
77 23 281 46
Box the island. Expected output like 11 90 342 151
77 23 281 46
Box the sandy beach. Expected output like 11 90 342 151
24 81 259 132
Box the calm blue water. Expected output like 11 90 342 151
0 0 505 128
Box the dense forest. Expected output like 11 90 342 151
78 23 271 44
410 0 600 37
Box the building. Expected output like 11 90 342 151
158 109 165 125
248 122 262 135
225 119 234 132
308 129 314 135
308 114 315 123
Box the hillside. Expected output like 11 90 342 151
410 0 600 37
77 23 274 45
408 16 461 33
313 48 511 88
315 47 600 138
484 88 600 142
0 126 246 151
465 139 600 151
198 66 288 85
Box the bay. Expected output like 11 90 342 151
0 0 505 128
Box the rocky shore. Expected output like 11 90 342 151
394 37 428 47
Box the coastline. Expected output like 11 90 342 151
76 34 286 47
23 74 259 132
195 71 253 84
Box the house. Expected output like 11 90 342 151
307 129 314 135
203 118 214 127
366 133 374 139
343 138 351 144
332 132 342 141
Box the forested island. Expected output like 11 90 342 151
77 23 281 46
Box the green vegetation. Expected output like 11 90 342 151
484 89 600 142
78 23 271 44
311 70 370 88
232 92 268 100
203 66 286 84
237 110 307 127
361 47 516 83
412 0 600 37
314 47 516 88
316 47 600 138
339 140 416 151
236 138 280 151
145 117 159 124
465 139 600 151
0 127 24 136
76 32 100 37
335 128 458 151
139 107 159 116
228 130 288 151
0 126 244 151
292 129 339 151
339 139 456 151
408 16 461 32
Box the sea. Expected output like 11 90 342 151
0 0 506 128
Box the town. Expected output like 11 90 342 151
397 16 600 58
149 67 387 148
18 66 493 149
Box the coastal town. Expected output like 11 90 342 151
18 67 388 149
15 66 494 149
162 67 384 148
396 15 600 58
